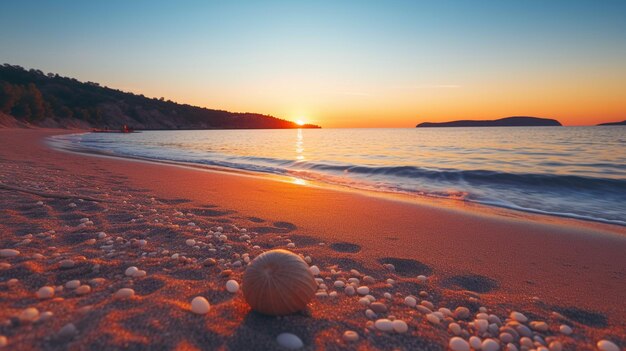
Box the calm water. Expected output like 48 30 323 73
50 127 626 225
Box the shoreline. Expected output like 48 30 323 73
47 131 626 234
1 128 624 350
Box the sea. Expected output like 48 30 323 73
49 127 626 226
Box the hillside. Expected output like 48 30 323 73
0 64 320 129
416 116 562 128
597 120 626 126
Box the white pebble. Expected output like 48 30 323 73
0 249 20 258
66 280 81 289
191 296 211 314
334 280 345 288
226 280 240 293
356 286 370 295
36 286 54 299
19 307 39 322
185 239 196 246
342 330 359 342
510 311 528 323
426 313 440 324
374 319 394 332
482 338 500 351
469 336 482 349
309 265 320 275
344 286 355 296
404 296 417 307
597 340 619 351
449 337 470 351
76 285 91 295
115 288 135 298
392 320 408 333
276 333 303 350
559 324 572 335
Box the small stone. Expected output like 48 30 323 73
404 296 417 307
0 335 7 348
185 239 196 246
342 330 359 342
426 313 440 324
334 280 345 288
76 285 91 295
510 311 528 323
370 302 387 314
36 286 55 299
559 324 572 335
448 322 462 335
469 336 482 350
530 321 549 332
597 340 619 351
19 307 39 322
58 323 77 338
191 296 211 314
356 286 370 295
374 319 394 332
417 275 427 281
226 280 239 293
114 288 135 298
392 320 408 333
449 337 470 351
482 338 500 351
309 265 320 275
66 280 81 289
454 306 471 319
549 341 562 351
344 285 355 296
276 333 303 350
0 249 20 258
59 259 75 269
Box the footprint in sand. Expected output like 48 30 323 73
378 257 433 277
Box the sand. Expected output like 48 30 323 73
0 128 624 350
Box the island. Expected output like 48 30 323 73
0 64 321 130
597 120 626 126
416 116 562 128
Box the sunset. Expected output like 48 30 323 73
0 1 625 351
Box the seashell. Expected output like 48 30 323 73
242 249 316 316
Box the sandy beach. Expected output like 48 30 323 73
0 128 624 350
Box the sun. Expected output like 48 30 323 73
295 119 305 126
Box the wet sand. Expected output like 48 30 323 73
0 128 624 350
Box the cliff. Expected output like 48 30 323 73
0 64 320 130
416 116 562 128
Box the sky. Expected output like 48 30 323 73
1 1 625 127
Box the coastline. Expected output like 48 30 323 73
1 128 624 349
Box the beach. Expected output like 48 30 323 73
0 128 624 350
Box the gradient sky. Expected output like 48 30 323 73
1 1 625 127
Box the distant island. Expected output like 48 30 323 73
0 64 320 130
416 116 562 128
597 120 626 126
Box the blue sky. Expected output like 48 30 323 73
1 1 625 126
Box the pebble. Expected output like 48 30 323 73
597 340 619 351
191 296 211 314
530 321 548 332
549 341 562 351
449 337 470 351
374 319 394 332
370 302 387 314
469 336 482 349
426 313 440 324
482 338 500 351
559 324 572 335
185 239 196 246
392 320 408 333
58 323 77 338
334 280 345 288
510 311 528 323
0 335 6 348
115 288 135 299
276 333 303 350
76 285 91 295
309 265 320 275
66 280 81 289
342 330 359 342
404 296 417 307
226 280 239 293
0 249 20 258
356 286 370 295
344 286 355 296
36 286 55 299
59 259 75 269
449 322 462 335
19 307 39 322
454 306 471 319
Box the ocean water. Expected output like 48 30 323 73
49 127 626 225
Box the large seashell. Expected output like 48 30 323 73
242 249 317 315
